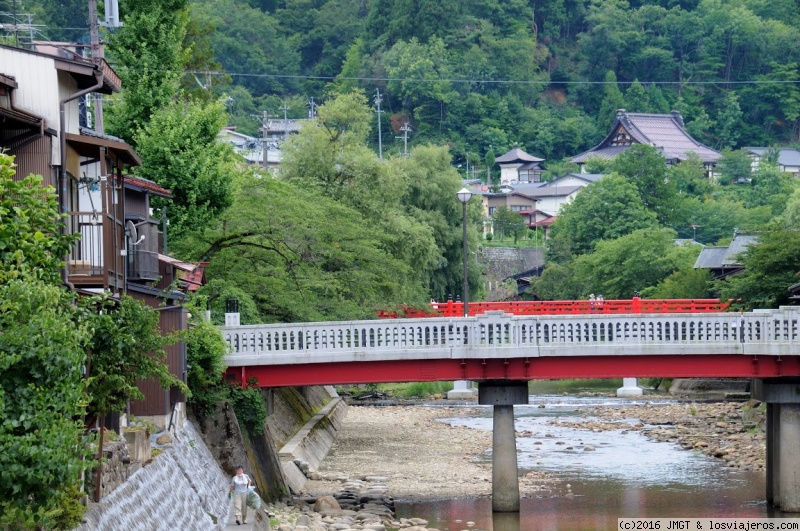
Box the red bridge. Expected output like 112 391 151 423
220 302 798 389
377 297 731 318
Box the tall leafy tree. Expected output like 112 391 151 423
597 70 626 129
178 172 426 321
624 79 650 112
107 0 190 145
573 227 698 299
549 174 659 257
612 144 678 224
134 98 236 238
719 227 800 309
398 145 483 301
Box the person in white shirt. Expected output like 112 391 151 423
229 465 252 525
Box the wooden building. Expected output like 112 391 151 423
0 43 193 429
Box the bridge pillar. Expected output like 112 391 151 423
616 378 643 397
753 379 800 512
447 380 477 399
479 381 529 512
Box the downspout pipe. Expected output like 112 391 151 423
59 68 105 290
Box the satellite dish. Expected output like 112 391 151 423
125 220 138 242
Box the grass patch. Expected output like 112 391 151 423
337 381 454 399
392 381 454 398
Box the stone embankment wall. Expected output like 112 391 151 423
75 386 344 530
76 421 231 531
479 247 544 299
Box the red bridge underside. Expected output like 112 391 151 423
226 354 800 388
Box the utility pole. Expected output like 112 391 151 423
88 0 121 133
262 110 268 169
374 89 384 160
308 97 317 118
280 100 290 142
88 0 103 132
397 122 411 157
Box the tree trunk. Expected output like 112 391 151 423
95 415 105 502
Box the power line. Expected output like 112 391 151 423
178 70 800 86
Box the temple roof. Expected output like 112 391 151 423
496 147 544 164
572 110 721 164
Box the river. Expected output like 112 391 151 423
394 383 775 531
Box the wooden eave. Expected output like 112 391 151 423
65 132 142 166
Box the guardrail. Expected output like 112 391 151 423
221 307 799 366
376 297 731 318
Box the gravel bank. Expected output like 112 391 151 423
264 400 767 530
301 404 557 501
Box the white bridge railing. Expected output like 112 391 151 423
220 307 800 367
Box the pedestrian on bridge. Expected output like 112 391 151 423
229 465 252 525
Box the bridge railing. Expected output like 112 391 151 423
221 307 799 365
376 297 732 318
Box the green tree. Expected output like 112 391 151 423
597 70 626 129
714 91 743 149
492 206 528 243
573 227 698 299
0 154 89 529
134 98 236 238
178 172 426 321
183 297 230 416
399 145 483 302
612 144 678 224
0 154 77 284
643 265 713 299
0 280 90 530
548 174 659 257
107 0 189 145
624 79 650 112
715 148 753 185
719 228 800 309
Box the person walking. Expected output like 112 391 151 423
229 465 252 525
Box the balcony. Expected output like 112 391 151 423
126 220 159 281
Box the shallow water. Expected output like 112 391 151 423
395 395 772 531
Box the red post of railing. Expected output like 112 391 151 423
632 296 642 313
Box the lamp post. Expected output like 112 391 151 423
457 187 473 317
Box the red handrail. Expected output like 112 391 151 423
376 298 732 318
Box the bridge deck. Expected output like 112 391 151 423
220 308 800 387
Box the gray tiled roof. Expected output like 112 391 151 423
693 234 758 269
572 111 721 164
525 185 583 198
79 126 126 143
571 146 630 163
495 147 544 163
745 148 800 168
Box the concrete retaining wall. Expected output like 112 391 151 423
76 421 230 531
278 395 348 494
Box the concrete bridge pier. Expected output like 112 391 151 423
478 380 529 512
753 379 800 512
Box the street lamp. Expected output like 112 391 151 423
457 187 473 317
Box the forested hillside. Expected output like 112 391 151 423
11 0 800 168
4 0 800 315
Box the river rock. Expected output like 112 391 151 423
314 496 341 512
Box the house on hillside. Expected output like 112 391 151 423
219 118 308 169
0 43 193 431
515 184 583 217
693 233 758 280
495 147 545 184
571 109 720 174
745 147 800 176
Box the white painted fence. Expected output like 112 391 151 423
220 307 800 367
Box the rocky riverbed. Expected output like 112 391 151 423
553 399 767 471
263 399 767 530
